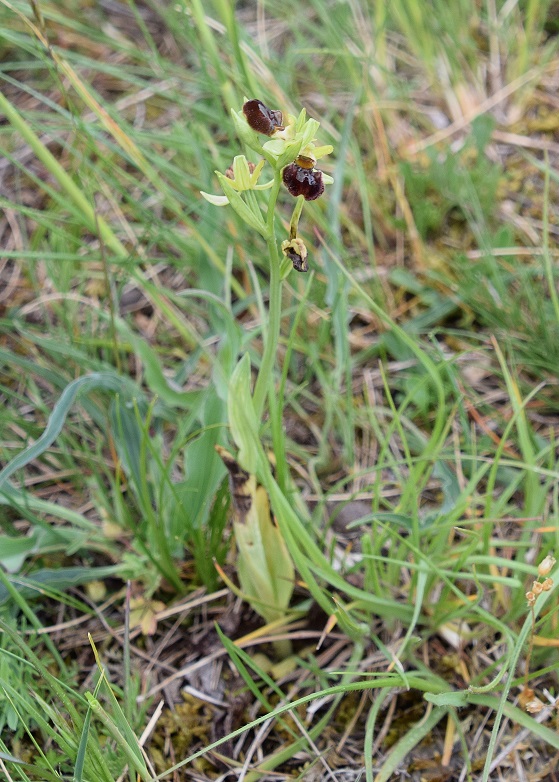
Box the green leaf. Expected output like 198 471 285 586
227 353 259 474
0 565 121 605
373 706 447 782
108 397 147 505
0 528 86 573
424 691 470 707
234 481 294 623
111 318 197 408
0 372 134 491
180 389 227 529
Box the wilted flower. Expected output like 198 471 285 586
519 686 544 713
538 554 556 577
281 237 308 272
129 597 166 636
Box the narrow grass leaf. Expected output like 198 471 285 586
88 638 152 781
73 673 104 782
0 565 121 606
0 373 132 489
157 676 447 779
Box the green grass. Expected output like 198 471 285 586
1 0 559 780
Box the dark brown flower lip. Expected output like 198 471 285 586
287 248 308 273
282 162 324 201
242 99 284 136
290 253 308 273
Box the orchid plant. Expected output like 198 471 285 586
201 100 333 650
202 98 333 419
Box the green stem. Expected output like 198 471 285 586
252 171 283 421
289 195 305 239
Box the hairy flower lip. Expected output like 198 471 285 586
282 162 325 201
232 100 333 173
242 99 284 136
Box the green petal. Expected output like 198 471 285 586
313 144 334 159
262 138 287 156
253 179 275 190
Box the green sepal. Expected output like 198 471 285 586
231 107 276 167
294 108 307 131
216 173 267 237
298 118 320 150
